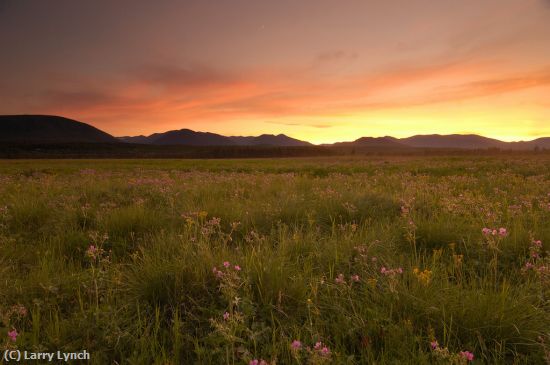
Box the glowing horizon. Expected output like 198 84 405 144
1 0 549 143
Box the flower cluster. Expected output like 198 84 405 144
459 351 475 361
8 329 18 342
380 267 403 276
522 239 549 280
290 339 332 361
334 273 360 285
413 268 432 285
430 340 474 363
212 261 242 279
481 227 508 237
86 244 104 260
249 360 268 365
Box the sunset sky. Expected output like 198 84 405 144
1 0 549 144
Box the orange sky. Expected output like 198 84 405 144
0 0 549 144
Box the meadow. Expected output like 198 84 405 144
0 156 549 364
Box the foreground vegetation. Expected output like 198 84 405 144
0 156 549 364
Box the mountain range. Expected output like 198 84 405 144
1 114 550 150
118 129 311 146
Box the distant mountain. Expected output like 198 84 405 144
332 136 408 148
3 114 550 150
399 134 506 149
0 115 118 143
508 137 550 150
119 129 311 146
229 134 312 146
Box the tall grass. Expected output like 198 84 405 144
0 156 549 364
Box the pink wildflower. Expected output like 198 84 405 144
259 361 267 365
351 274 360 282
223 312 230 321
397 267 403 274
249 360 259 365
86 245 97 258
380 267 387 274
291 340 302 350
459 351 474 361
482 228 492 235
223 261 230 268
335 274 345 284
314 341 323 350
320 346 331 357
234 265 241 271
498 227 508 237
430 340 439 350
8 329 18 342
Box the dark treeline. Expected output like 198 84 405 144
0 143 548 159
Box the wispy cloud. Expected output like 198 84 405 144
28 59 550 135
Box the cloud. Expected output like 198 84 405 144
28 59 550 133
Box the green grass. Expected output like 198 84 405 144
0 156 549 364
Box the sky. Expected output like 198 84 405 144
0 0 549 144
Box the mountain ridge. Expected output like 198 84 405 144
2 115 550 149
0 115 118 143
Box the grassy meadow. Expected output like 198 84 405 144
0 156 549 364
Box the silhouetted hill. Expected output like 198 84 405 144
229 134 311 146
118 129 311 146
399 134 506 149
0 115 118 143
332 136 408 148
510 137 550 150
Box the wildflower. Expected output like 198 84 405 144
351 274 360 282
8 329 18 342
259 361 267 365
223 312 230 321
335 273 345 284
413 268 433 285
234 265 241 271
86 245 98 259
498 227 508 237
459 351 474 361
320 346 331 357
482 227 492 235
430 340 439 350
291 340 302 350
223 261 230 268
249 360 259 365
212 267 224 278
314 341 323 350
380 267 387 274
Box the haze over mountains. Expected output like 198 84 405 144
1 115 550 150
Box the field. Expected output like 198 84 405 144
0 156 549 364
